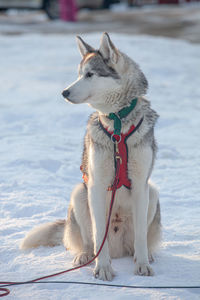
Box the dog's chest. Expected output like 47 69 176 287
90 121 143 185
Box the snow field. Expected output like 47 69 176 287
0 33 200 299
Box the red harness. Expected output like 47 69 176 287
105 124 136 191
81 117 143 191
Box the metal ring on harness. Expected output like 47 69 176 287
111 133 121 144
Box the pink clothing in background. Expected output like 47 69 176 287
59 0 77 21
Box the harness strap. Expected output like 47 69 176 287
108 98 138 135
100 117 144 191
80 117 144 190
100 117 144 143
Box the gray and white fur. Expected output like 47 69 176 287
21 33 161 281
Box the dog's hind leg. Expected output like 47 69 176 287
63 183 94 266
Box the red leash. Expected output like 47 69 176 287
0 156 121 297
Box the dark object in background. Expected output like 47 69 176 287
128 0 142 7
0 0 59 19
102 0 120 9
43 0 59 19
159 0 179 3
102 0 112 9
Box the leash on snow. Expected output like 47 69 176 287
1 281 199 293
1 143 199 296
0 155 121 298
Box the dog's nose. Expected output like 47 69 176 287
62 89 70 99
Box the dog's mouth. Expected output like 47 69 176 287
62 90 91 105
64 97 77 104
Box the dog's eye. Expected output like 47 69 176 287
85 72 94 78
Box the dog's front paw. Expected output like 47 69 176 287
148 253 154 264
134 262 154 276
94 263 115 281
73 252 94 266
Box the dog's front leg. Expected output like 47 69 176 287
130 147 154 276
132 183 154 276
88 145 115 281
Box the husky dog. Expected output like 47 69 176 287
21 33 161 281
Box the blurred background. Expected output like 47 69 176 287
0 0 200 43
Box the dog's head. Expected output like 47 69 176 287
62 33 148 114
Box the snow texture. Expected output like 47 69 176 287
0 33 200 299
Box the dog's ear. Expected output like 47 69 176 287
76 36 95 58
99 32 119 64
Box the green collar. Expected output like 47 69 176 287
108 98 138 136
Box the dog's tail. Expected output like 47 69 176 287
20 219 66 250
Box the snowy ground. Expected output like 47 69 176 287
0 33 200 299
